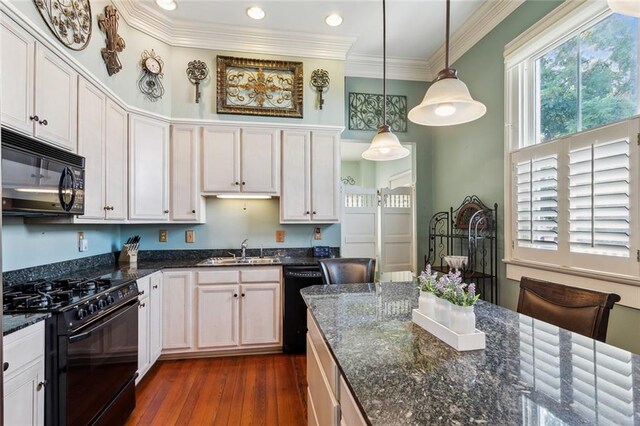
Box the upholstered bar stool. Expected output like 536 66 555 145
517 277 620 342
318 258 376 285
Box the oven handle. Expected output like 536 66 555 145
68 299 139 343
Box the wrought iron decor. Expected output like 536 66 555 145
138 50 165 102
186 60 209 103
216 56 303 118
97 5 125 76
341 176 356 185
348 92 407 132
310 69 330 110
34 0 92 50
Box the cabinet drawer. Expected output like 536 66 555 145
197 270 239 284
339 375 367 426
137 275 151 299
307 310 338 396
240 267 280 283
307 386 320 426
4 321 45 378
307 334 340 426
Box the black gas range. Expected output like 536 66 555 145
4 275 140 426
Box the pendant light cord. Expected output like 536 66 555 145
382 0 387 127
445 0 450 69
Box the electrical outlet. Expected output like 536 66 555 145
159 229 168 242
77 232 88 252
276 229 285 243
314 227 322 240
185 230 195 243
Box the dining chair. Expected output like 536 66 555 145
318 258 376 285
517 277 620 342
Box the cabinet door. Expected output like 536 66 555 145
0 17 35 135
311 131 340 222
137 294 150 379
4 360 45 426
162 271 193 351
241 128 279 194
77 78 106 220
240 283 281 346
149 272 163 363
197 285 239 349
171 125 200 221
105 100 128 220
281 130 311 222
34 44 77 151
201 126 240 193
129 114 169 220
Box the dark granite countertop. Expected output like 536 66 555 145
3 313 49 336
301 282 640 425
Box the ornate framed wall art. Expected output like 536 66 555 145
34 0 92 50
348 92 407 132
217 56 303 118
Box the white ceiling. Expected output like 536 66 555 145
134 0 483 62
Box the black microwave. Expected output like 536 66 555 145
1 128 85 215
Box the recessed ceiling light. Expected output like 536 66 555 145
246 6 265 20
325 14 343 27
156 0 177 11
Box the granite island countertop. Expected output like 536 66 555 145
301 282 640 425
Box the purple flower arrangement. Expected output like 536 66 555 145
417 264 438 293
418 265 480 307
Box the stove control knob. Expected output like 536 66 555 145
97 299 107 309
77 309 87 320
106 295 116 305
87 304 97 315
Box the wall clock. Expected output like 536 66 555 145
138 49 165 102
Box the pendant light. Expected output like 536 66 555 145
608 0 640 17
408 0 486 126
362 0 410 162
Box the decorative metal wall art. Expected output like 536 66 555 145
216 56 303 118
186 60 209 103
348 92 407 132
310 69 330 110
138 50 165 102
341 176 356 185
34 0 92 50
97 5 125 76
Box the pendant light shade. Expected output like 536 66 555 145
608 0 640 17
362 0 410 162
409 0 486 127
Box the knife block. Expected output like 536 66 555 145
118 245 138 265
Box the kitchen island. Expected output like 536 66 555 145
301 282 640 425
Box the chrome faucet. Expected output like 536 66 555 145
241 239 249 260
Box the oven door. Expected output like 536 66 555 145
65 300 138 426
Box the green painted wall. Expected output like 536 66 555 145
428 0 640 354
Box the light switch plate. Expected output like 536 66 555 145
186 230 195 243
159 229 168 242
276 230 285 243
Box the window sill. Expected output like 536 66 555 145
504 259 640 309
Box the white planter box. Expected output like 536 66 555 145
412 309 486 351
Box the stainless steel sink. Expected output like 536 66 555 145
196 256 281 266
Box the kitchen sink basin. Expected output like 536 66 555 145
196 256 281 266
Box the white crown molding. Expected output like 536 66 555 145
112 0 356 60
427 0 526 80
344 54 431 82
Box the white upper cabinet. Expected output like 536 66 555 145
201 125 280 195
281 130 340 223
1 16 77 151
129 114 169 221
104 99 128 220
171 125 204 222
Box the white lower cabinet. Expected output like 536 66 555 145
3 321 45 426
197 284 239 349
162 270 194 353
240 282 280 345
137 271 163 383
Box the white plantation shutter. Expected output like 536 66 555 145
519 317 561 399
569 139 630 257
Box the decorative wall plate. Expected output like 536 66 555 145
34 0 92 51
138 49 165 102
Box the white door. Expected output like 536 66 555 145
311 131 340 222
197 285 239 349
149 272 163 363
201 126 240 193
3 361 44 426
104 100 128 220
129 114 169 220
340 187 378 259
77 78 106 220
162 271 193 351
240 283 280 346
34 44 77 151
137 293 150 377
1 17 35 135
241 128 280 194
281 130 311 222
170 125 200 221
380 187 414 273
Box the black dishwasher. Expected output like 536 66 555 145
283 265 324 353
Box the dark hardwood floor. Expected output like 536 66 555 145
125 354 307 426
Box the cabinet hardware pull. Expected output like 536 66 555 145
235 182 239 185
104 206 108 210
313 211 316 215
37 380 47 391
233 294 238 298
139 290 145 295
153 285 158 289
109 206 114 210
39 119 48 126
241 293 245 297
192 210 196 213
3 362 8 372
305 211 310 215
242 181 246 185
164 210 169 213
139 302 146 308
29 115 39 122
